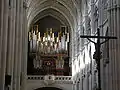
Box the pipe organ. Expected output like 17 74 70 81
28 25 70 75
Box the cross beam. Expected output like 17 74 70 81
80 35 117 39
80 28 117 90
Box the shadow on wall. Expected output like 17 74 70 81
35 87 62 90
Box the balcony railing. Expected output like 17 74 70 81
27 75 72 81
27 75 44 80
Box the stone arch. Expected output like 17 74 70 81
27 7 74 52
32 84 66 90
32 14 65 26
27 0 77 23
26 0 78 74
27 6 73 31
35 87 62 90
29 8 70 30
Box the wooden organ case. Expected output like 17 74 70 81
27 25 70 76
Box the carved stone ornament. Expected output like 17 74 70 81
23 1 28 9
44 75 55 85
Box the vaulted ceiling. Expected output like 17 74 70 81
26 0 81 31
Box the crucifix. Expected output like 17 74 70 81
80 28 117 90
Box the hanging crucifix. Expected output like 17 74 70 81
80 28 117 90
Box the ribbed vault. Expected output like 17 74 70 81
26 0 80 67
30 8 70 29
26 0 80 31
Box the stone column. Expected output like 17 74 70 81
0 0 9 90
84 1 90 45
113 0 120 89
107 1 113 90
79 80 82 90
91 61 95 89
72 83 76 90
6 0 12 75
84 1 88 35
17 0 24 90
89 74 92 90
20 1 28 90
90 0 95 34
13 0 22 90
75 83 77 90
79 12 84 48
5 0 15 90
0 0 4 82
87 72 90 90
105 64 109 90
108 0 120 90
98 0 103 29
101 57 106 90
10 0 16 90
77 82 80 90
116 0 120 89
84 75 88 90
